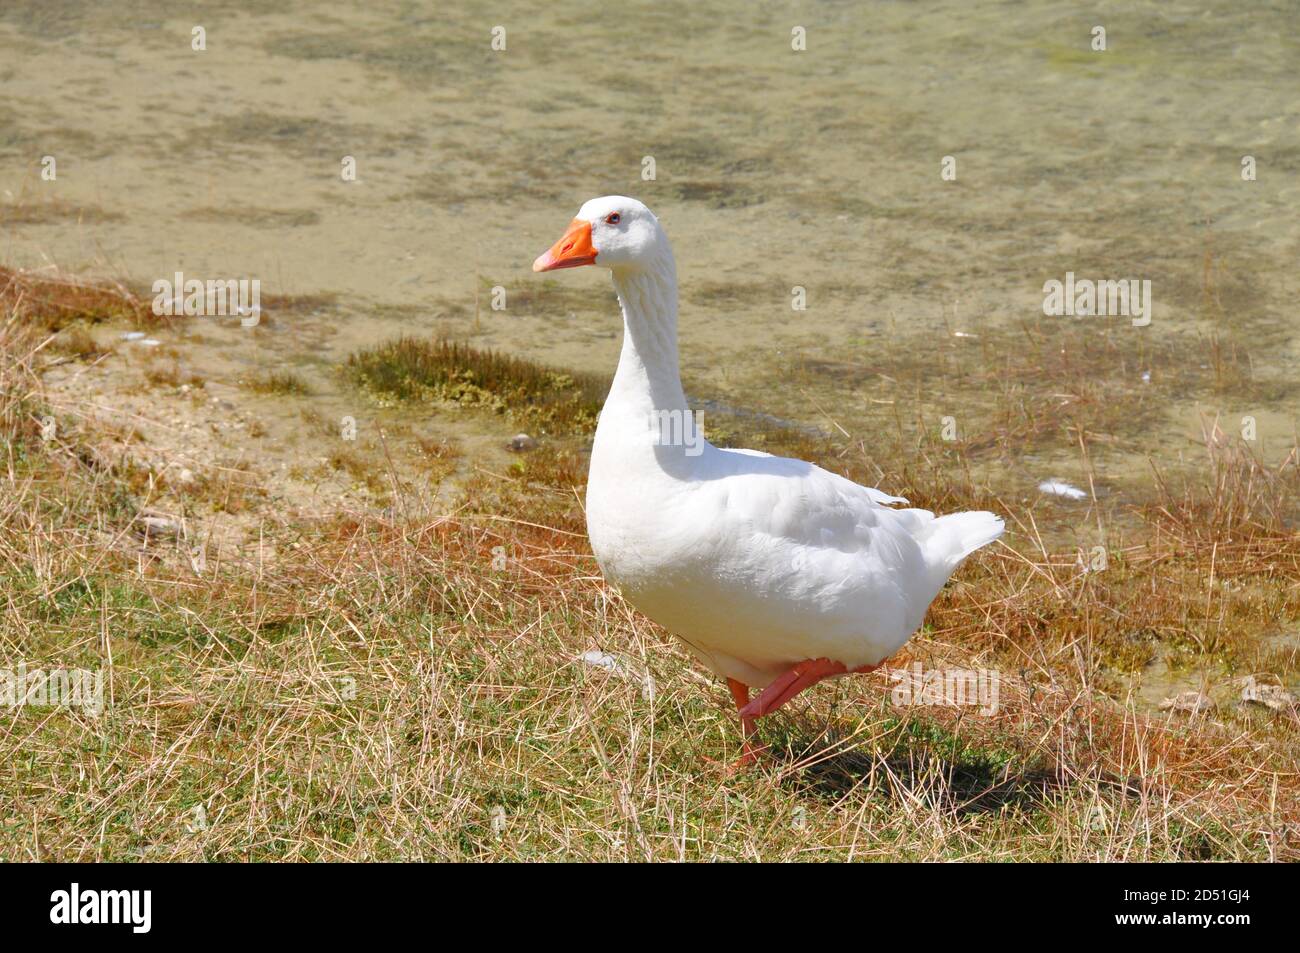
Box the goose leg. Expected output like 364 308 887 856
739 658 879 720
727 678 763 765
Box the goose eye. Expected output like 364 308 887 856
605 212 621 225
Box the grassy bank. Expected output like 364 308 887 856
1 267 1298 861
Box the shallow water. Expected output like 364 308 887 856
2 1 1297 474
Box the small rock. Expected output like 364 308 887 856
135 511 185 543
509 433 538 452
1158 691 1213 714
176 468 196 486
1241 675 1298 712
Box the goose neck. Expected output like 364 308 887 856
608 258 686 414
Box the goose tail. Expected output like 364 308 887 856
923 511 1004 573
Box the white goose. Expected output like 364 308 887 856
534 197 1003 764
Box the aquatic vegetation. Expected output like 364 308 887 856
347 336 606 435
0 197 123 226
244 369 313 396
143 361 204 390
186 206 322 228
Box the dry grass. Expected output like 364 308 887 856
1 275 1298 861
0 265 151 333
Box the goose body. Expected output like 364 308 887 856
586 428 999 688
534 197 1003 755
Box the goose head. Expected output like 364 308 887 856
533 196 667 274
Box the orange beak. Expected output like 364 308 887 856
532 218 597 272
